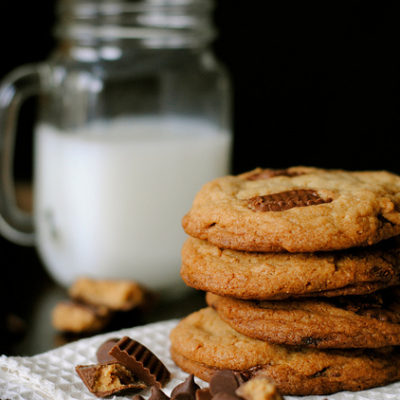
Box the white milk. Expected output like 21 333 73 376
34 117 231 289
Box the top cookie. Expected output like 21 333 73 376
182 167 400 252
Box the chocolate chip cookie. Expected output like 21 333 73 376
181 237 400 300
206 289 400 349
182 167 400 252
170 308 400 395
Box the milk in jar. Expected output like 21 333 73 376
34 116 231 288
0 0 232 290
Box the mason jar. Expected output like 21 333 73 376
0 0 232 291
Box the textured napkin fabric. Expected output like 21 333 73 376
0 319 400 400
0 320 184 400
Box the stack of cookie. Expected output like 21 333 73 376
170 167 400 396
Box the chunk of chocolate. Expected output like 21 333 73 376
75 362 146 398
171 374 199 400
369 265 393 281
247 189 332 212
210 370 244 396
96 338 119 363
149 385 171 400
109 336 170 388
196 388 212 400
246 169 305 180
212 393 242 400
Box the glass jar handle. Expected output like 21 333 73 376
0 64 43 246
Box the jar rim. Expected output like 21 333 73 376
56 0 216 47
58 0 214 17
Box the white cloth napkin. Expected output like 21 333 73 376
0 319 186 400
0 319 399 400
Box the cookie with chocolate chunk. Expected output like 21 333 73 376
206 288 400 349
182 167 400 252
170 308 400 395
182 237 400 300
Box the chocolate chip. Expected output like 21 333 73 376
310 366 330 378
247 189 332 212
171 374 200 400
370 265 393 281
210 370 243 396
195 388 212 400
149 386 170 400
301 337 321 346
174 393 196 400
212 393 242 400
96 338 119 363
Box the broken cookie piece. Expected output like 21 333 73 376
236 377 283 400
75 362 146 397
52 301 111 333
52 278 152 334
69 277 146 311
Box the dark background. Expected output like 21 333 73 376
2 0 400 175
1 0 400 354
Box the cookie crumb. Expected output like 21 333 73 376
52 301 111 333
52 277 152 334
69 277 146 311
236 377 283 400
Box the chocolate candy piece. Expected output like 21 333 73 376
196 388 212 400
246 169 305 180
171 374 199 400
210 370 245 396
248 189 332 212
213 393 242 400
133 396 146 400
149 385 171 400
96 338 119 363
75 362 146 398
109 336 170 388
